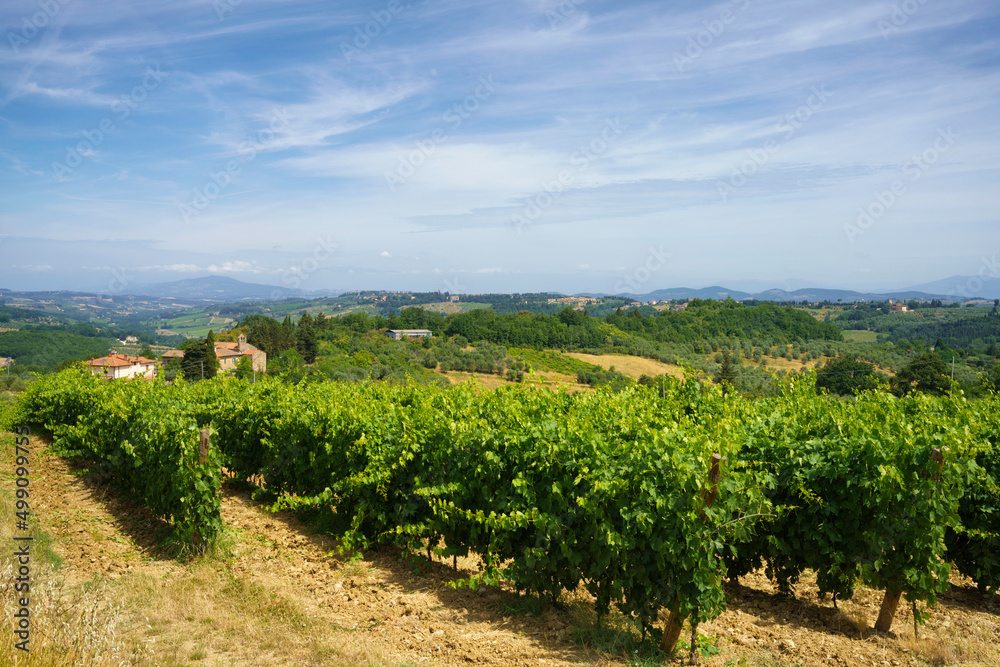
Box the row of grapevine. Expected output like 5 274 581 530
188 374 999 637
11 367 999 645
14 367 223 542
189 376 765 644
728 378 993 630
945 409 1000 597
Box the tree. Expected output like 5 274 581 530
179 334 218 381
243 315 282 354
139 345 155 359
280 315 296 350
205 330 218 379
272 348 305 383
296 313 319 364
891 353 952 396
714 352 738 395
235 354 254 380
815 356 881 396
179 338 207 380
164 356 183 381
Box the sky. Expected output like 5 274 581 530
0 0 998 297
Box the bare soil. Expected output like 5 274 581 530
6 440 999 666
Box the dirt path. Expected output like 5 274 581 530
7 439 1000 666
12 443 597 666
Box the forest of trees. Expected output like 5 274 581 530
835 300 1000 352
0 330 112 370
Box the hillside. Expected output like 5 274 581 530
128 276 305 301
0 330 113 370
3 433 997 667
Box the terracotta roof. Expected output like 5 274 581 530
88 355 130 368
215 341 239 350
87 353 158 368
161 349 185 358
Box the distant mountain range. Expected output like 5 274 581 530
125 276 307 301
125 275 1000 304
7 274 993 305
891 275 1000 301
581 275 1000 303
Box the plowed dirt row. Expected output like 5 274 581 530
9 442 1000 666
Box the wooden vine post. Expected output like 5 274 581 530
661 453 725 660
874 448 945 633
199 429 211 464
192 429 212 547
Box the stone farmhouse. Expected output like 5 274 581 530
87 353 159 380
160 333 267 374
214 333 267 373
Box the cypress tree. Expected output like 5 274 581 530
296 313 319 363
280 315 295 351
205 329 218 379
714 352 738 395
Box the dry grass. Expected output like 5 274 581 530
439 370 512 389
564 352 687 380
1 435 404 667
92 541 411 666
897 616 999 666
1 454 132 667
0 563 134 666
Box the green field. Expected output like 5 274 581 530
157 311 235 337
842 330 878 342
507 347 602 376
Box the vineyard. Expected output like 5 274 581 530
9 367 999 657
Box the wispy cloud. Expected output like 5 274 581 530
0 0 997 293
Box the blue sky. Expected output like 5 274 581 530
1 0 998 296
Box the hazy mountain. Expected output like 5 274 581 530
630 286 753 301
126 276 303 301
600 285 960 303
755 288 956 302
898 276 1000 300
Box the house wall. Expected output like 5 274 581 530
132 363 156 379
250 350 266 373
